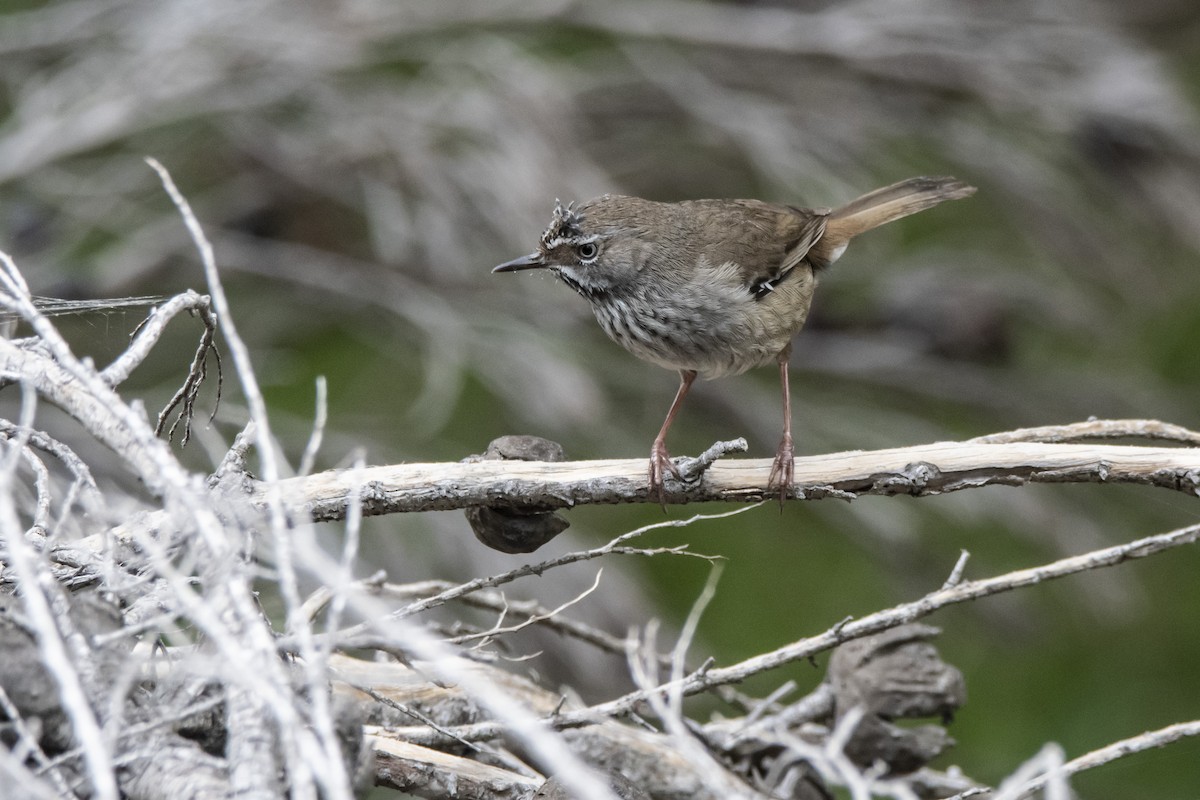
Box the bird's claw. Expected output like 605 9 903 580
767 435 794 508
649 440 682 511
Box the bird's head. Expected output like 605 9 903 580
493 196 657 299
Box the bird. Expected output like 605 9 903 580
494 176 976 505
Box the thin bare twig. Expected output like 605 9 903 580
209 421 256 488
148 158 342 800
282 506 749 653
359 688 481 753
296 570 387 626
446 569 604 646
0 749 65 800
0 421 101 507
941 550 970 590
102 290 212 385
770 708 920 800
642 522 1200 706
378 577 768 714
297 375 328 477
0 251 207 496
677 437 749 482
383 521 1200 745
624 564 758 798
14 443 52 536
0 686 72 796
0 384 118 800
153 296 222 446
947 720 1200 800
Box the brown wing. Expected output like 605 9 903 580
678 199 829 296
774 203 831 276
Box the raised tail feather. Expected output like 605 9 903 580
810 176 975 268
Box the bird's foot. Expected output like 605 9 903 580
649 439 683 511
767 434 794 508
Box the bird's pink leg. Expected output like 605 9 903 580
649 369 697 509
767 345 794 506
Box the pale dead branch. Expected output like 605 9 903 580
261 436 1200 516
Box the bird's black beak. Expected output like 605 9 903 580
492 253 546 273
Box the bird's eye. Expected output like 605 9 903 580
576 242 598 261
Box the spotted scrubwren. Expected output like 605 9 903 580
495 176 976 505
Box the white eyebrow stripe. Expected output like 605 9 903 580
542 233 601 250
